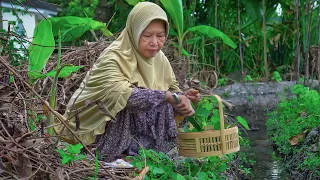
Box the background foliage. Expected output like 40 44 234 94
43 0 320 83
266 84 320 178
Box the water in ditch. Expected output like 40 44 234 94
247 128 288 180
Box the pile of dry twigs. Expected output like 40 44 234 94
0 40 143 179
0 39 221 179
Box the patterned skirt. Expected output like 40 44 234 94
95 87 177 162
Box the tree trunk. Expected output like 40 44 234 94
262 0 269 82
214 0 219 72
93 0 115 25
317 3 320 92
294 0 300 81
304 0 310 85
238 0 244 82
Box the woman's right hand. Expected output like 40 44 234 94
165 91 195 117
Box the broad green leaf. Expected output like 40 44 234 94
89 19 106 30
170 173 186 180
186 36 201 44
198 172 208 179
213 119 221 130
61 25 91 42
125 0 139 6
176 174 186 180
28 19 55 73
152 167 165 175
36 114 47 123
28 71 46 80
67 143 83 154
195 107 210 119
56 149 67 160
160 0 183 41
236 116 250 130
169 27 178 36
181 48 190 56
209 172 217 180
49 16 111 42
100 28 113 37
210 110 220 124
187 25 237 49
61 154 73 164
9 72 13 83
28 117 36 131
217 162 227 172
242 0 262 32
204 102 213 111
49 16 91 36
172 42 190 56
245 75 253 82
186 116 203 131
73 154 87 161
46 66 83 78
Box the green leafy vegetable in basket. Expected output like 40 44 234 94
184 96 249 132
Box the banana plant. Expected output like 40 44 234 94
124 0 237 56
28 16 113 135
160 0 237 56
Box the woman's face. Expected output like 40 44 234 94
138 20 166 59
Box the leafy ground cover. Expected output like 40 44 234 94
266 84 320 179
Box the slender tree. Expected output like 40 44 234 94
262 0 269 82
304 0 310 85
238 0 244 82
214 0 219 72
295 0 301 80
317 3 320 91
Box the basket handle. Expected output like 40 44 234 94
212 94 226 154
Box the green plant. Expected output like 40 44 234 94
222 91 230 98
128 148 244 180
185 96 250 132
28 16 112 135
301 153 320 172
27 110 47 132
218 78 227 86
56 143 87 165
160 0 237 56
247 96 254 101
0 7 29 65
88 150 100 180
267 84 320 155
266 84 320 178
244 75 253 82
271 71 282 82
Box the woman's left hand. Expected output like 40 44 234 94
185 89 200 105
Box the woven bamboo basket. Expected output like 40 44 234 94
176 94 240 157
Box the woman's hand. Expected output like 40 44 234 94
185 89 200 105
165 91 195 117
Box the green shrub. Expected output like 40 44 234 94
266 84 320 177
